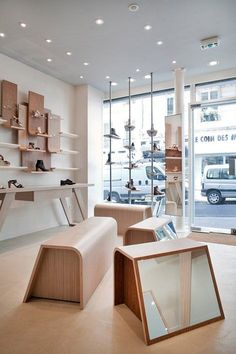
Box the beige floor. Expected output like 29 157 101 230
0 228 236 354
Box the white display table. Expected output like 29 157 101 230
0 183 93 231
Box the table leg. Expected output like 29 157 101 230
72 189 86 220
59 197 75 226
0 193 15 232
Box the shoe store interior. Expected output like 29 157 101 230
0 1 236 353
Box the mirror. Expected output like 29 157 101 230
137 249 222 341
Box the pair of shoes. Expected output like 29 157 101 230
32 110 45 118
36 160 49 171
0 154 10 166
154 186 165 196
8 179 23 188
60 179 75 186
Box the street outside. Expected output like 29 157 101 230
186 189 236 229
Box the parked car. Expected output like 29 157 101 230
103 162 166 202
201 164 236 204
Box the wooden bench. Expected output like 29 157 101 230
23 216 117 308
94 203 152 236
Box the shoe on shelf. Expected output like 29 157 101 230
36 160 49 171
60 179 76 186
110 128 120 138
28 142 35 149
154 186 165 196
8 179 24 188
0 185 6 189
36 126 42 134
105 153 112 165
0 154 10 166
32 110 45 119
11 115 23 127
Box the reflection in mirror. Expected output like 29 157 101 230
138 249 222 341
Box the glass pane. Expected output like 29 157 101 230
191 100 236 231
137 249 221 341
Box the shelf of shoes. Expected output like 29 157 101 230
19 146 47 153
59 131 78 139
0 142 20 149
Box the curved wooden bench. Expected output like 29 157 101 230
23 216 117 308
94 203 152 236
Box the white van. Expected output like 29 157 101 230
201 164 236 204
104 162 166 202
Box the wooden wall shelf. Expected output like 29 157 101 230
54 167 79 171
59 149 79 155
0 118 7 124
0 142 20 149
10 125 25 131
0 166 27 170
19 147 46 153
60 131 78 138
35 133 52 138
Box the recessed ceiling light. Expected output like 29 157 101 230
129 78 135 82
136 68 140 72
157 40 163 45
144 74 151 79
95 18 104 25
46 39 52 43
80 75 84 79
19 22 27 28
144 25 152 31
128 3 140 12
66 51 72 56
111 82 118 86
47 58 52 62
209 60 218 66
172 60 177 64
105 76 110 79
83 62 89 66
0 32 5 38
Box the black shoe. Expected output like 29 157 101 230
60 179 75 186
110 128 120 138
154 186 165 195
8 179 23 188
36 160 49 171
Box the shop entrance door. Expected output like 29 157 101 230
189 97 236 233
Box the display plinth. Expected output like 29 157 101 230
114 239 224 345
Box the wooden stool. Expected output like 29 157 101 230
24 217 117 308
94 202 152 236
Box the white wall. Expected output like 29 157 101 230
0 53 77 240
75 85 103 218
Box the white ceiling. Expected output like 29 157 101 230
0 0 236 93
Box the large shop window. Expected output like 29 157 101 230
103 89 190 209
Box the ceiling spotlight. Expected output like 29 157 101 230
128 3 140 12
0 32 5 38
209 60 218 66
136 68 140 72
83 62 89 66
157 40 163 45
111 82 118 86
66 51 72 56
19 22 27 28
46 39 52 43
80 75 84 79
172 60 177 64
144 74 151 79
105 76 110 79
144 25 152 31
47 58 52 62
95 18 104 25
